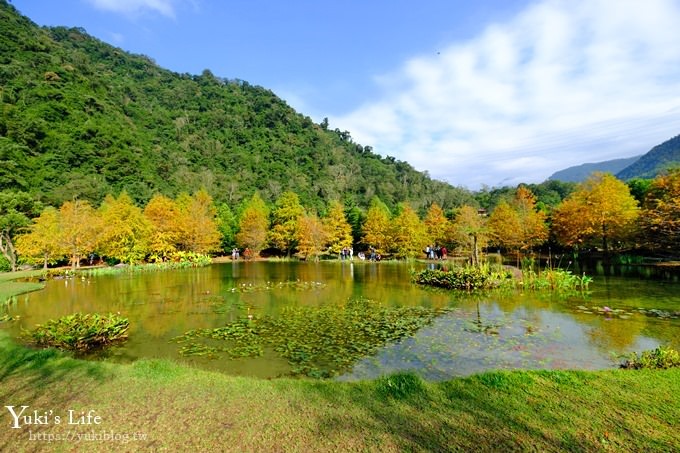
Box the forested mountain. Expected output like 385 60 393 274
616 134 680 180
0 1 474 212
548 155 641 183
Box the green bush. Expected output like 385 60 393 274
412 265 509 290
620 346 680 370
0 255 10 273
24 313 129 352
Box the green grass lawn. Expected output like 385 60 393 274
0 333 678 452
0 270 45 302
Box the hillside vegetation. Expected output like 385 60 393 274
549 155 640 183
0 1 473 212
617 134 680 180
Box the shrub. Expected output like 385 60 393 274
620 346 680 370
412 265 509 290
24 313 129 352
0 255 10 273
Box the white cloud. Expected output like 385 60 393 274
333 0 680 189
86 0 177 18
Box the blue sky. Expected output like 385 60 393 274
11 0 680 189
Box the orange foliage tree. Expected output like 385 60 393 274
639 169 680 252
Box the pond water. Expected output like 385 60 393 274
2 261 679 380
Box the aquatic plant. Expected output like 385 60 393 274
519 268 592 291
620 346 680 370
412 265 510 290
23 312 129 352
174 297 449 378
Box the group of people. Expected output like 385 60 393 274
340 247 354 260
424 245 447 260
231 248 252 260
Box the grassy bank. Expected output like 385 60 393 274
0 270 45 302
0 334 678 452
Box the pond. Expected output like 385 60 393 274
2 261 679 380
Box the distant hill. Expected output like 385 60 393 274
548 156 641 183
616 134 680 180
0 1 474 211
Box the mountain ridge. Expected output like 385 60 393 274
548 155 641 183
616 134 680 180
0 0 474 212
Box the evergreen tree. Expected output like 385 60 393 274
216 203 238 253
0 191 42 271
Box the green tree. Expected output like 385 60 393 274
268 191 304 257
361 197 391 255
98 192 151 264
0 191 42 271
389 204 428 259
216 203 238 253
323 200 353 255
552 173 639 254
235 192 269 257
15 207 64 269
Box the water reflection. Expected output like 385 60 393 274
1 261 678 379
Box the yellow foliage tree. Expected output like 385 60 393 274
453 205 488 266
423 202 449 246
176 189 221 254
144 194 182 261
488 186 548 262
361 197 391 255
98 192 151 264
59 200 100 269
268 191 305 257
323 200 353 255
389 204 428 259
552 173 639 253
297 213 328 261
235 192 269 257
15 207 65 269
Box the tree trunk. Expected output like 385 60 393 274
472 235 479 267
0 232 18 272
